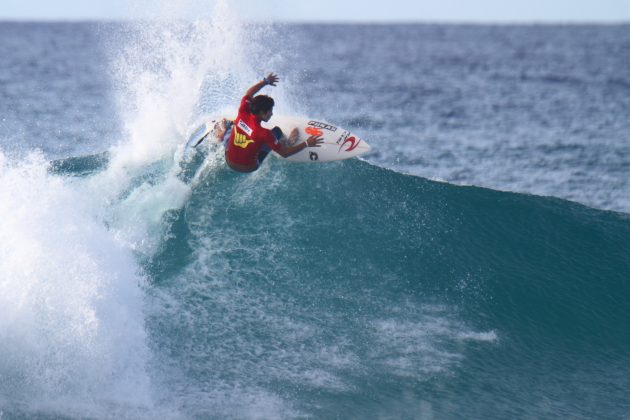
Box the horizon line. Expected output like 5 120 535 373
0 17 629 25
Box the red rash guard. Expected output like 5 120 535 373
225 96 281 170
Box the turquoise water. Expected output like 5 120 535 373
8 150 621 418
153 153 630 418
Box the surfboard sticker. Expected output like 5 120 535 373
308 121 338 132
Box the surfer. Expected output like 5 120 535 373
223 73 323 172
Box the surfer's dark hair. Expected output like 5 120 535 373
251 95 274 114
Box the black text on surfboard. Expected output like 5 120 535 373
308 121 337 132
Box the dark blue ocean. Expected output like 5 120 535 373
1 13 629 420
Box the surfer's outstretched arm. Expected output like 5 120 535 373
245 72 279 98
275 134 324 158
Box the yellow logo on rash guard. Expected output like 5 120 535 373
234 131 254 149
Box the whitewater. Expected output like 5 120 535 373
1 2 629 419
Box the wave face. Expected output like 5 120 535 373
39 148 630 418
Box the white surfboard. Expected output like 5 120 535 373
184 115 371 163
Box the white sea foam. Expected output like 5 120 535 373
87 0 270 256
0 151 153 415
457 330 498 342
371 303 497 378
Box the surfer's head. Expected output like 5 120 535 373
251 95 274 122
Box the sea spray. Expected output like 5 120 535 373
94 0 273 256
0 151 152 416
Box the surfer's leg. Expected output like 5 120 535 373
287 128 299 146
271 126 284 142
256 126 284 166
257 144 272 166
271 126 298 147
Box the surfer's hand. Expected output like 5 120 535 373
306 135 324 147
265 73 279 86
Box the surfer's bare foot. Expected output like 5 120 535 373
287 127 299 146
212 118 229 141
